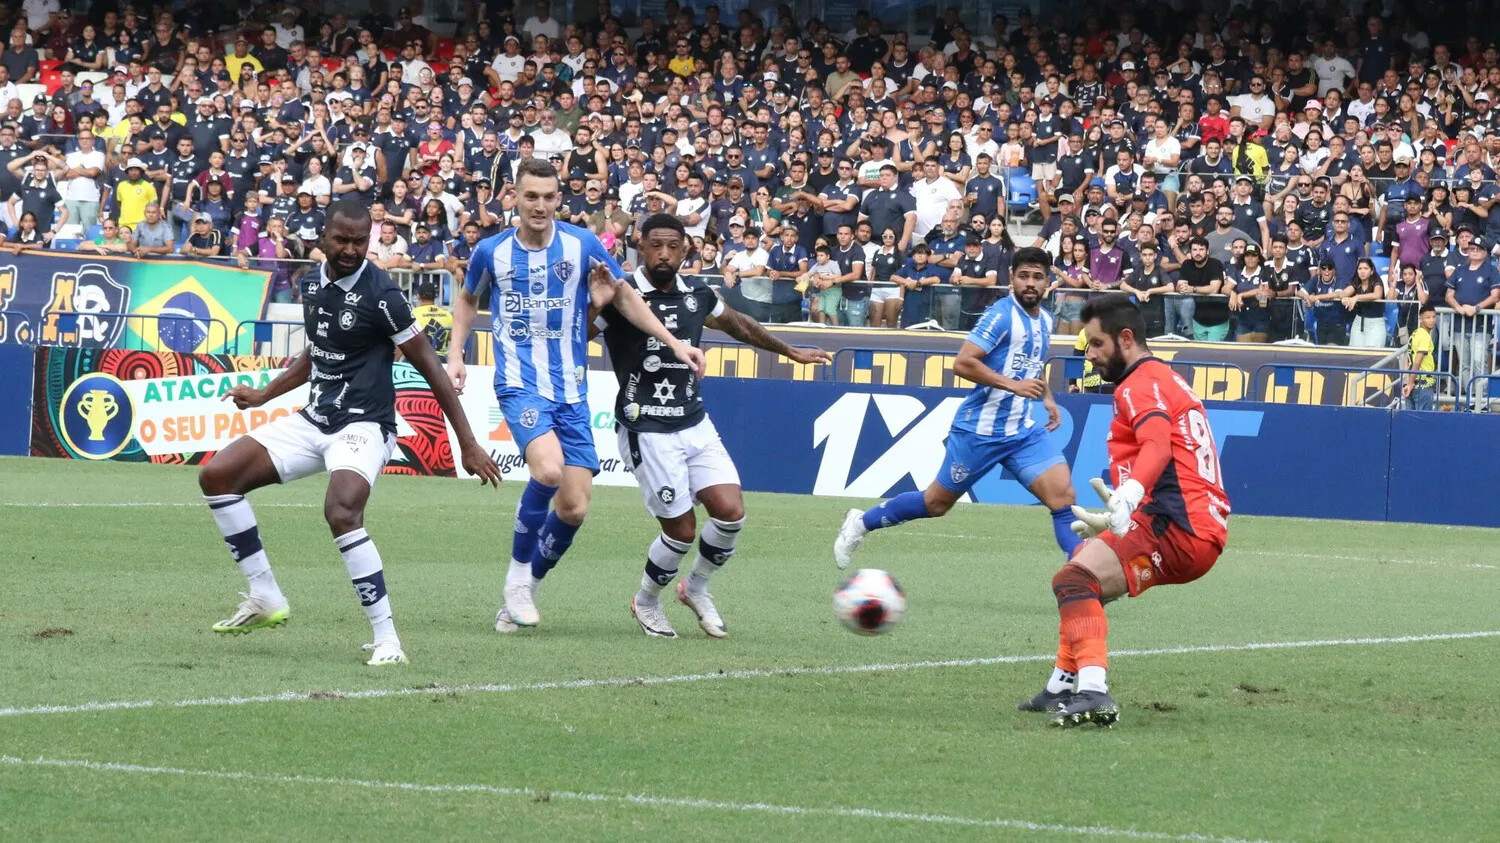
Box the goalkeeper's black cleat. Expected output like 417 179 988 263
1050 690 1120 728
1017 688 1075 712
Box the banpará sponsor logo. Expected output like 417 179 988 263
501 291 573 312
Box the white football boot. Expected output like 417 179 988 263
833 509 868 570
676 580 727 638
631 596 677 638
503 580 540 627
363 638 408 666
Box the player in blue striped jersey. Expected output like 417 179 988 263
447 159 706 631
834 247 1081 567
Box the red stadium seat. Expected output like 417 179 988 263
428 61 448 75
40 59 61 74
322 59 343 73
41 70 63 95
434 38 455 59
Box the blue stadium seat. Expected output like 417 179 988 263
1007 173 1037 212
1384 301 1400 345
85 224 103 241
51 239 80 251
1372 255 1391 278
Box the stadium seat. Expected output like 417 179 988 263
15 83 45 109
321 59 343 74
1385 301 1400 345
429 61 448 75
76 71 107 87
40 70 63 95
85 224 103 241
51 239 81 251
39 59 60 74
434 38 455 59
1007 173 1038 213
1372 255 1390 278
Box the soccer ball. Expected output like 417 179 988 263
834 569 906 636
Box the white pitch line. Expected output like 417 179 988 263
1 631 1496 722
0 502 320 508
0 754 1269 843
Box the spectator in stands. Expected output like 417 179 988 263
1446 235 1500 406
130 202 174 258
1346 258 1388 347
1177 237 1229 341
8 152 64 239
722 224 770 318
3 210 43 253
1302 258 1353 346
84 218 130 254
1404 304 1438 411
181 212 224 259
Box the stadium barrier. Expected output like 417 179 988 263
233 319 311 358
1253 363 1463 409
17 345 1500 527
0 251 269 354
0 343 32 455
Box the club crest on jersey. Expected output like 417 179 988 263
519 408 540 428
339 310 355 330
657 486 677 504
684 295 698 312
950 461 969 484
553 259 575 281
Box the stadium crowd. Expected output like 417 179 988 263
1 0 1499 352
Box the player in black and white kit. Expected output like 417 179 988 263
595 214 831 638
198 200 500 665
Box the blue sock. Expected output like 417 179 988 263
530 512 581 580
861 491 933 531
512 480 556 562
1051 507 1083 559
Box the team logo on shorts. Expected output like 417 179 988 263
949 461 969 484
684 295 698 312
519 408 540 429
339 310 356 330
657 487 677 505
553 259 575 282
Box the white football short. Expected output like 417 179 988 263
618 416 741 519
248 412 397 487
869 285 902 304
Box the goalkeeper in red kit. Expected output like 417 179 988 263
1019 294 1232 728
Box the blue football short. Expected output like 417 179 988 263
496 388 600 474
936 424 1064 494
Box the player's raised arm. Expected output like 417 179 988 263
705 294 831 366
223 349 312 409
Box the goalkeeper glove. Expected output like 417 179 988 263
1070 477 1146 539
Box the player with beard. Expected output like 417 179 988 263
593 214 831 637
1024 294 1232 727
834 247 1081 568
198 200 501 666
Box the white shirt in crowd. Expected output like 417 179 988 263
910 175 961 236
64 148 105 202
490 53 525 82
521 16 561 42
676 194 708 239
530 126 572 159
1231 93 1277 127
1312 54 1357 96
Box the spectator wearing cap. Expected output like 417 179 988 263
723 224 773 311
1391 195 1432 271
181 212 225 258
112 157 158 229
1420 227 1453 310
1445 235 1500 406
285 186 326 246
950 234 998 330
1227 242 1270 343
408 221 449 296
1300 257 1353 345
333 146 378 205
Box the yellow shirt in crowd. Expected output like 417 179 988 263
1409 326 1435 387
413 304 453 356
115 179 159 229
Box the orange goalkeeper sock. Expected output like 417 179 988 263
1053 563 1109 692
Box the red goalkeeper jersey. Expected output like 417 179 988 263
1106 358 1231 546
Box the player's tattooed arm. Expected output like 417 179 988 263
222 350 311 409
706 299 833 366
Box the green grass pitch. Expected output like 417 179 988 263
1 456 1498 841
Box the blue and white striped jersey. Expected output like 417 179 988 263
464 221 623 404
952 296 1055 438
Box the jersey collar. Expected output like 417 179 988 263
318 259 367 291
633 267 688 294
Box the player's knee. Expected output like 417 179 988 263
923 488 955 517
198 459 234 496
323 498 364 535
528 462 564 487
661 514 696 544
553 489 590 525
1052 562 1101 604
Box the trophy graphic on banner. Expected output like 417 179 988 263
76 389 120 441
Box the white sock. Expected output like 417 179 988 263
205 494 285 606
1077 665 1108 694
505 558 531 589
1045 667 1078 695
337 528 396 642
638 534 692 604
688 516 743 595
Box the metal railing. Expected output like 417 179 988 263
1252 363 1461 409
1435 307 1500 411
234 319 309 359
43 311 232 353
